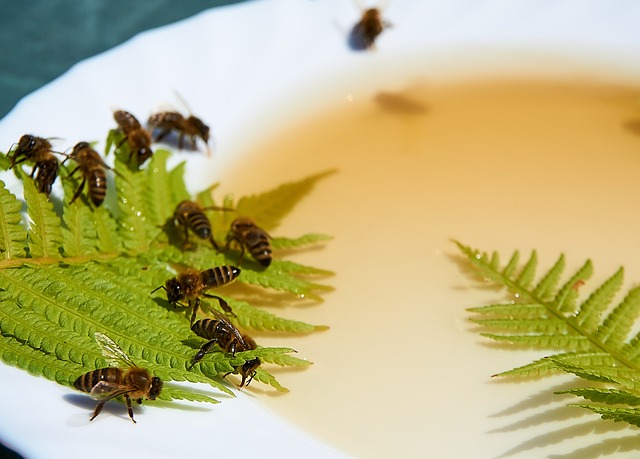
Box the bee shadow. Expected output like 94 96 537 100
623 119 640 136
149 128 201 153
63 393 132 424
149 295 192 323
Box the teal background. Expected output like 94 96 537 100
0 0 247 120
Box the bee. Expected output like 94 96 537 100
151 265 240 325
225 217 272 267
63 141 113 207
7 134 60 195
73 332 162 423
348 7 391 50
172 200 231 250
190 310 261 387
113 110 153 167
148 111 210 152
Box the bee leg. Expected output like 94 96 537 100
190 298 201 325
65 165 80 179
202 294 235 317
224 237 245 264
208 235 220 251
10 156 30 169
69 177 87 205
237 246 246 265
89 401 106 421
153 129 170 142
124 394 137 424
29 164 40 178
189 338 218 369
180 225 195 251
178 133 185 150
243 371 257 387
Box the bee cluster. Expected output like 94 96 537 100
6 106 275 423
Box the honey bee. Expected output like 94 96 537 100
7 134 60 195
113 110 153 167
349 7 391 50
63 141 113 207
172 200 232 250
148 111 210 152
190 310 261 387
151 265 240 325
225 217 272 267
73 332 162 423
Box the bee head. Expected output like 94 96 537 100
18 134 36 152
230 217 255 234
148 377 163 400
137 147 153 166
239 358 261 387
188 116 210 143
165 278 183 303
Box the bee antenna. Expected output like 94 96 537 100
150 285 166 295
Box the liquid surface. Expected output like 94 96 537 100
219 79 640 458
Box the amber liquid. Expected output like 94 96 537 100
216 78 640 458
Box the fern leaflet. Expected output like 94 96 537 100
456 240 640 430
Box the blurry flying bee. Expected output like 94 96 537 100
7 134 60 195
225 217 272 267
113 110 153 167
148 112 210 152
172 200 232 250
151 265 240 325
190 310 261 387
63 141 115 207
348 5 391 50
73 332 163 423
148 92 212 154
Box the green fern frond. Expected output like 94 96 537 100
159 386 221 404
556 387 640 406
234 169 337 231
532 254 564 300
569 405 640 427
253 368 289 392
221 296 327 333
516 250 538 290
596 287 640 349
467 303 548 318
59 174 99 257
21 169 63 259
271 233 333 250
0 138 334 415
143 149 179 228
572 268 624 332
457 240 640 430
0 181 27 260
114 158 161 251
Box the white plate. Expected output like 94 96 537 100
1 1 640 458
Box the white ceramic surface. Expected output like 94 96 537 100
1 1 640 458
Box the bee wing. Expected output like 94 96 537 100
173 90 195 115
210 309 245 342
89 380 133 401
94 332 137 368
